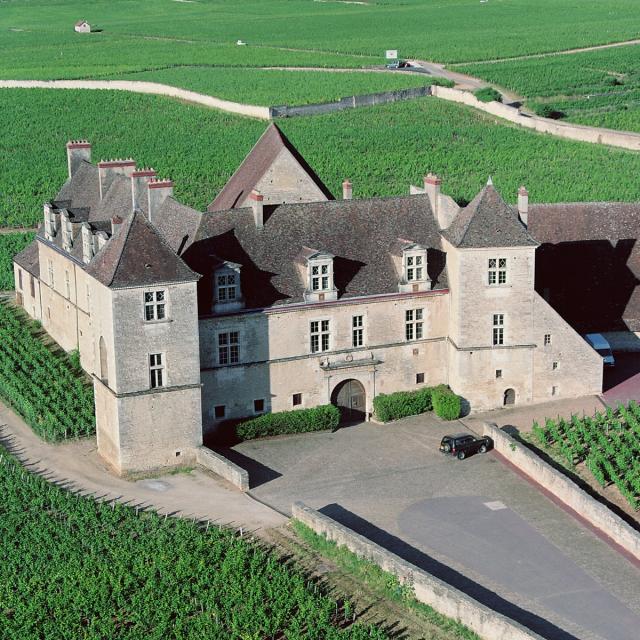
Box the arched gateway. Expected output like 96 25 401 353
504 388 516 406
331 379 366 423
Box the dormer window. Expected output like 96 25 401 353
311 262 331 291
297 248 338 303
212 261 244 314
395 242 430 293
405 253 425 282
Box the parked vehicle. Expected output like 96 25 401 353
439 433 493 460
386 60 412 70
584 333 615 366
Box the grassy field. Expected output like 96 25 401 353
1 0 640 71
0 232 34 290
4 89 640 227
113 67 434 106
458 45 640 132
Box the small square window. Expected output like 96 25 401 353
416 372 425 384
214 405 226 419
292 393 302 406
544 334 552 346
551 385 558 396
496 369 502 379
552 361 559 371
254 399 265 413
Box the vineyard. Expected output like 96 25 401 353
532 402 640 510
0 445 386 639
0 301 95 441
4 89 640 227
0 232 34 290
458 45 640 133
114 67 433 107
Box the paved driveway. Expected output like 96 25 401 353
230 415 640 640
603 353 640 405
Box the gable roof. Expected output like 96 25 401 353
85 211 199 289
185 193 447 312
443 184 537 249
207 123 334 212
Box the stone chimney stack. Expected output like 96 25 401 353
43 202 58 240
424 173 441 215
147 178 174 224
111 215 123 235
66 140 91 179
60 210 73 252
518 186 529 226
250 189 264 229
95 231 108 253
342 179 352 200
131 168 156 212
98 159 136 200
81 223 93 264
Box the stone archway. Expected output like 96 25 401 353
331 379 366 423
504 388 516 406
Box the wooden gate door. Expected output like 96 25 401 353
332 379 366 423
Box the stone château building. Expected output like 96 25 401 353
14 125 608 474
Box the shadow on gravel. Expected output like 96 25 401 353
214 447 282 489
319 503 581 640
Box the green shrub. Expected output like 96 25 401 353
373 387 433 423
430 77 455 88
236 404 340 440
432 385 462 421
474 86 502 103
533 103 565 119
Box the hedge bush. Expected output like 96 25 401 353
474 86 502 103
432 385 462 421
236 404 340 440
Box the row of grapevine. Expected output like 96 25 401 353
0 232 34 290
0 300 95 441
0 445 387 639
532 402 640 510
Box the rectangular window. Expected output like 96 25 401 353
496 369 503 379
488 257 507 286
405 309 424 341
552 361 559 371
416 372 425 384
311 263 330 291
30 275 35 298
552 385 558 396
310 320 330 353
406 254 424 282
292 393 302 406
149 353 165 389
218 331 240 365
492 314 504 346
254 399 265 414
214 405 226 419
352 315 364 348
47 259 54 287
64 270 70 299
217 273 238 302
18 269 22 291
544 333 552 346
144 290 166 321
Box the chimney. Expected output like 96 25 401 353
147 178 174 224
131 168 156 212
81 223 93 264
43 202 58 240
250 189 264 229
66 140 91 179
424 173 442 218
60 210 73 252
111 215 123 235
518 186 529 226
342 179 352 200
98 158 136 200
94 231 108 253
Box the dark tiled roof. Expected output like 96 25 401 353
54 161 100 214
13 239 40 278
85 212 200 288
89 174 139 222
443 184 537 248
155 197 203 255
185 194 447 311
207 123 334 212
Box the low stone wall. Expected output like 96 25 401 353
431 85 640 152
292 502 545 640
483 422 640 561
196 446 249 491
269 85 431 118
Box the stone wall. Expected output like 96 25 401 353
483 422 640 562
196 447 249 491
292 502 545 640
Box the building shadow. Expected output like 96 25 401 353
318 503 582 640
213 446 281 489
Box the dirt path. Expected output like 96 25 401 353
0 227 36 235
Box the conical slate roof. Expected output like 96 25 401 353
443 183 537 248
86 211 200 288
207 123 333 212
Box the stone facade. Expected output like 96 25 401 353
12 128 607 474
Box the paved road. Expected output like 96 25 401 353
232 413 640 640
603 353 640 405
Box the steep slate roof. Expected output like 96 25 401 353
89 174 141 222
54 161 101 215
443 184 537 249
186 194 447 311
155 196 203 255
86 211 199 288
13 239 40 278
207 123 334 212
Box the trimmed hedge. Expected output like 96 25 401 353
373 385 461 423
236 404 340 440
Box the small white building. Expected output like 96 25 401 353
74 20 91 33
